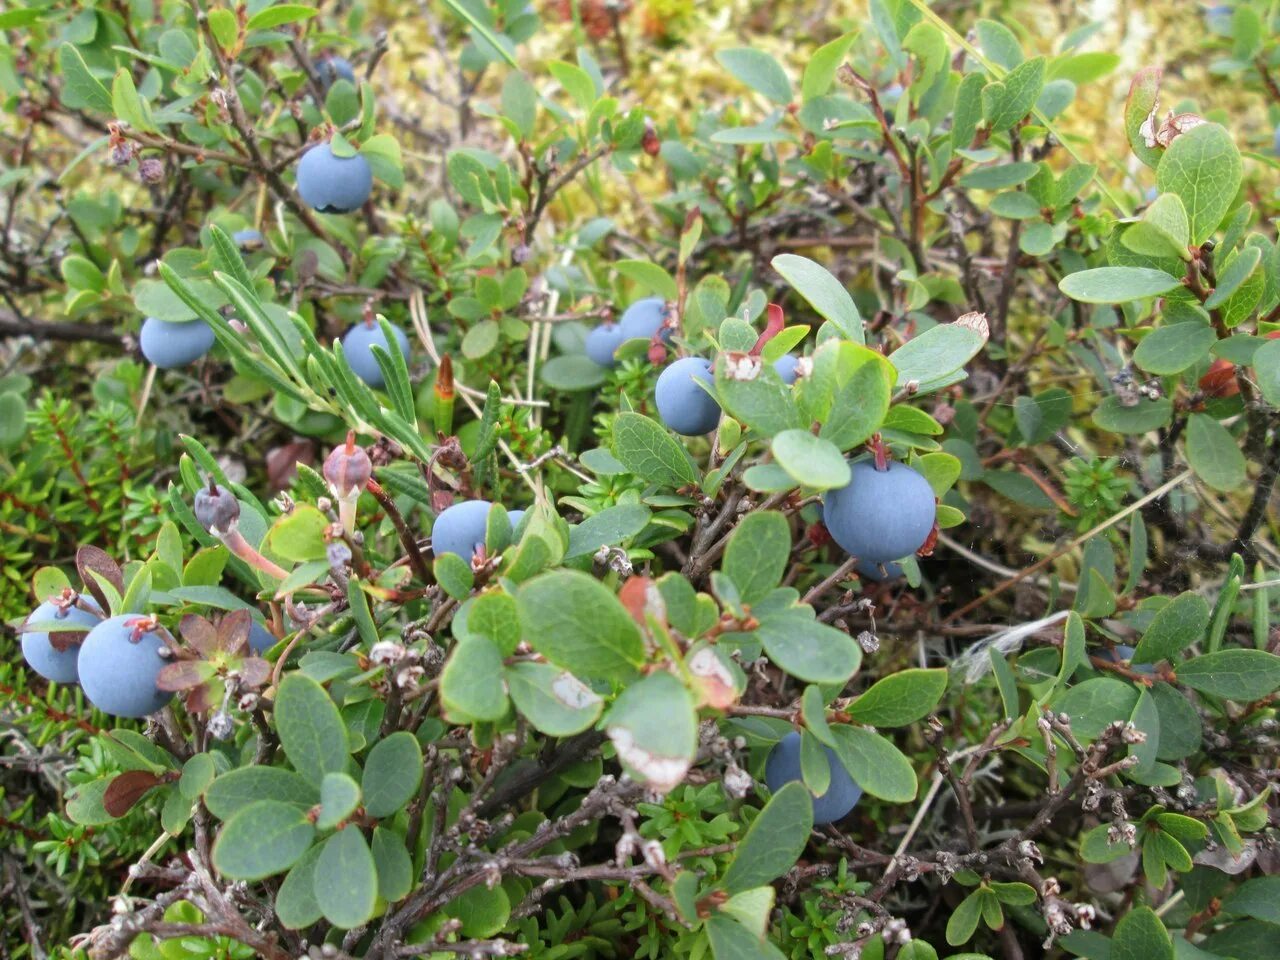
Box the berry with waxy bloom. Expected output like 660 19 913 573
655 357 721 436
296 141 373 214
21 592 103 684
823 459 936 563
764 731 863 825
78 615 175 718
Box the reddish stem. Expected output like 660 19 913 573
869 434 889 471
749 303 786 357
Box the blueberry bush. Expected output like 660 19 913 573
2 2 1280 959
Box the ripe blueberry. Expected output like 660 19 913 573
655 357 720 436
431 500 491 561
856 558 903 582
341 321 411 388
1273 125 1280 156
764 731 863 825
232 229 264 250
296 142 373 214
140 316 216 369
823 460 936 563
432 500 525 560
318 56 356 90
249 620 277 655
585 322 626 368
1101 644 1154 676
78 616 175 718
21 597 102 684
617 296 669 343
774 354 801 384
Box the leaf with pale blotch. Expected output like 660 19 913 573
505 662 603 736
604 672 696 792
1124 67 1163 169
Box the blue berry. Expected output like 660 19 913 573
21 598 102 684
432 500 527 559
140 316 215 369
585 323 626 367
764 731 862 825
318 56 356 90
296 142 373 214
1101 644 1154 676
1273 125 1280 156
618 297 669 343
232 229 264 250
856 558 903 582
823 460 936 563
249 620 276 655
432 500 496 561
774 354 800 384
78 616 175 718
655 357 720 436
341 322 411 388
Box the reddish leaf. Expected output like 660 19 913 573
238 657 271 687
76 545 123 613
749 303 786 357
217 609 252 655
157 659 214 692
180 614 219 656
48 628 85 653
185 682 214 715
103 770 161 817
618 576 666 629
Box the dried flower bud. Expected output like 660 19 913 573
138 157 164 184
370 640 406 664
723 763 753 798
207 711 234 740
110 142 136 167
194 481 240 536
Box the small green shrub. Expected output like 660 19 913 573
2 2 1279 960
